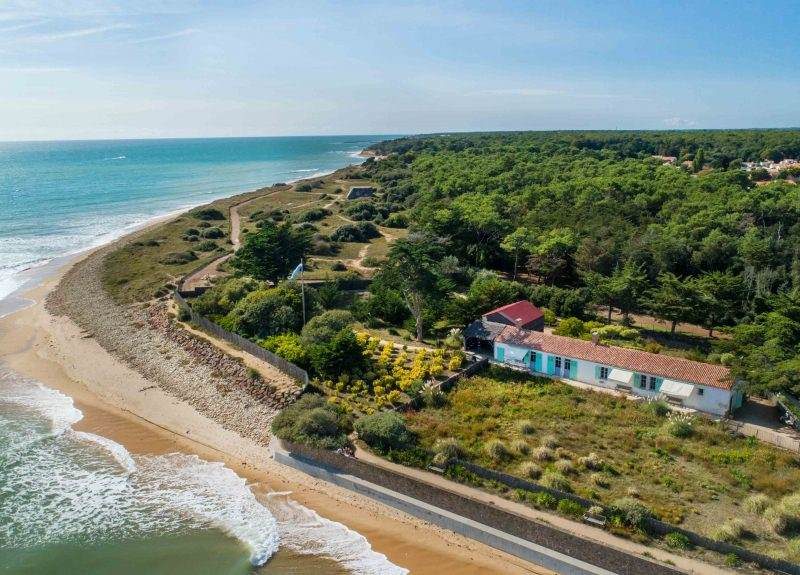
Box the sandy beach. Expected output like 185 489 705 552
0 242 549 575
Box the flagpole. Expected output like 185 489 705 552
300 258 306 326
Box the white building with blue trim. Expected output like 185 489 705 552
489 325 743 417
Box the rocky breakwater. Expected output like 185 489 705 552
47 246 300 446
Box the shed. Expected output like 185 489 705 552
346 186 376 200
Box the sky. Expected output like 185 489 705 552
0 0 798 141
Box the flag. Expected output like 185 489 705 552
288 261 303 280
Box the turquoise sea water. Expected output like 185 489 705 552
0 136 384 301
0 136 408 575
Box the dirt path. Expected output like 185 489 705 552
181 189 279 292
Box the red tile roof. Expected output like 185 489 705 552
484 300 543 326
496 326 732 390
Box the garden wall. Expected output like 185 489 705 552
174 290 309 386
279 440 684 575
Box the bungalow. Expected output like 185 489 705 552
492 326 744 417
463 300 544 353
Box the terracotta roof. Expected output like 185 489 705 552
496 326 732 390
484 300 543 326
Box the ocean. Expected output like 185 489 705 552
0 136 407 574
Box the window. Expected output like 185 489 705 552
639 374 648 388
554 357 562 369
564 358 572 372
698 388 704 396
649 376 657 390
599 366 609 379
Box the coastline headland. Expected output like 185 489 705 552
0 165 546 575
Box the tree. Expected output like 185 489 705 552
230 221 311 283
309 328 367 379
501 227 534 280
646 272 700 334
693 148 705 173
691 272 743 336
526 228 578 285
583 271 615 323
608 261 648 323
380 236 448 341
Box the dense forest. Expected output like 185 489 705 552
355 130 800 397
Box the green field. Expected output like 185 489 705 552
405 367 800 561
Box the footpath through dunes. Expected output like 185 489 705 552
46 237 301 447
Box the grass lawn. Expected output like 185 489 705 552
405 367 800 561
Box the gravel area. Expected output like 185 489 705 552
47 245 301 446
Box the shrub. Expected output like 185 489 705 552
720 352 735 366
533 446 555 461
557 499 584 517
197 221 211 228
590 473 610 488
609 497 651 529
743 493 771 515
665 532 691 550
296 208 331 222
511 439 531 456
711 519 746 542
554 459 577 475
201 226 224 239
644 340 662 354
383 213 409 228
160 251 197 265
665 412 695 438
485 439 511 462
192 207 225 220
553 317 586 337
177 307 191 322
642 399 670 417
764 493 800 535
300 309 354 346
355 412 414 452
195 240 218 252
433 437 465 461
519 461 542 480
626 486 640 498
271 394 350 450
517 419 535 435
532 492 557 509
724 554 741 568
541 307 557 326
541 472 572 492
578 452 604 470
421 387 447 408
260 333 309 366
330 221 380 242
541 434 558 448
332 261 347 271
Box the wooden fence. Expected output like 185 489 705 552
174 290 309 387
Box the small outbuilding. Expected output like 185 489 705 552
483 300 545 332
346 186 375 200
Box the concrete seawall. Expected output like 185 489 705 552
273 441 684 575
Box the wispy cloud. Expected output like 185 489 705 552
17 23 130 43
482 88 562 97
663 116 697 128
478 87 648 101
126 28 197 44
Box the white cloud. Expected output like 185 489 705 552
663 116 697 128
15 23 130 43
126 28 197 44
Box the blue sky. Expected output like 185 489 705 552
0 1 798 140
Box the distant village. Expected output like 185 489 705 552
652 154 799 182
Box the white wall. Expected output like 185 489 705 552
495 344 732 416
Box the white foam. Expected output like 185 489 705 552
290 168 319 173
266 492 409 575
0 367 83 435
73 431 137 474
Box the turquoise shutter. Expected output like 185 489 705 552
546 355 555 375
496 345 505 361
569 360 578 379
655 377 663 391
533 352 542 373
523 351 531 364
594 365 601 380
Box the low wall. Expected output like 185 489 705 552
174 291 309 386
280 440 683 575
456 459 800 575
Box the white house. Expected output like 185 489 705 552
492 326 744 417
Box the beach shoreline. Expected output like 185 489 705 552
0 213 546 575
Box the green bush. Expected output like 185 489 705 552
296 208 331 222
642 399 670 417
196 240 218 252
531 491 557 509
271 394 350 450
160 251 197 265
300 309 354 346
433 437 465 460
192 207 225 220
553 317 586 337
665 532 691 549
201 227 224 239
260 333 309 366
355 411 414 452
541 471 572 492
557 499 584 517
609 497 652 529
330 221 380 242
485 439 511 462
308 328 367 379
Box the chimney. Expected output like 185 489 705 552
591 331 600 345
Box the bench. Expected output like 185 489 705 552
583 514 607 528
